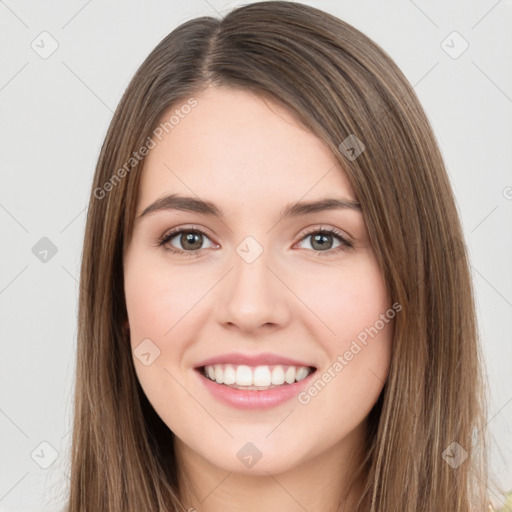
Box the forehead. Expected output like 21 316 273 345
137 86 355 215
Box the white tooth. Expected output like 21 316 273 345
253 366 272 387
271 366 285 385
205 363 310 388
223 364 236 385
284 366 296 384
207 366 216 380
236 365 253 386
295 367 310 382
214 365 224 384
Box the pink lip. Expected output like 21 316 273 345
194 352 316 369
195 368 317 410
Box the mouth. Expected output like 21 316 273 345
195 363 318 410
192 352 318 409
196 363 317 391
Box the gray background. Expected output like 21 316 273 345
1 0 511 510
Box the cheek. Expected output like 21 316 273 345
293 253 392 410
124 255 205 342
123 252 216 402
295 309 392 455
123 255 200 429
296 252 390 349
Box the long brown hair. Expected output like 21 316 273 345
67 1 489 510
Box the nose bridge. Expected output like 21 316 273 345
217 234 290 331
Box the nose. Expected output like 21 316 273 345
216 243 291 334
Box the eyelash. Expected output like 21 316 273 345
156 225 353 258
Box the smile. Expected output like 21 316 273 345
201 363 315 389
195 364 318 410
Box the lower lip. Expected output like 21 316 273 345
195 369 316 410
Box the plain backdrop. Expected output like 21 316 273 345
1 0 511 510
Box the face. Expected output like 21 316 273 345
123 86 393 477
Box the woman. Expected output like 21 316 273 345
67 2 489 510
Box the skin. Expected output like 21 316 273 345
123 86 393 512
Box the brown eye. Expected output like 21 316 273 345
175 231 204 251
295 227 353 255
158 227 217 256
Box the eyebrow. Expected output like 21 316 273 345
137 193 361 221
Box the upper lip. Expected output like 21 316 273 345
194 352 317 369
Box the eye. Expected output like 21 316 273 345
295 226 353 255
156 225 353 257
157 226 218 256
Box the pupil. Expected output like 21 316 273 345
312 233 331 251
182 232 202 250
